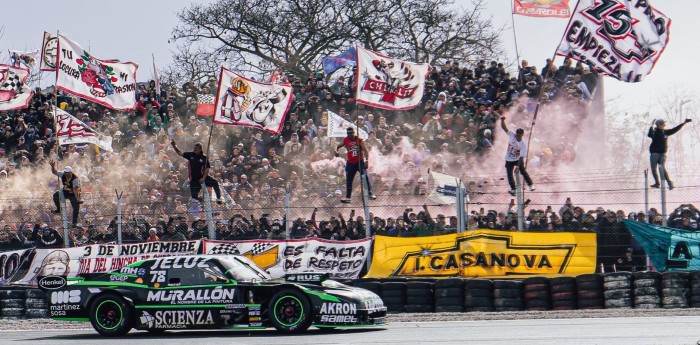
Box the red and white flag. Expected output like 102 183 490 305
9 49 40 68
196 93 215 116
40 32 58 71
0 64 33 111
56 34 139 110
355 46 430 111
557 0 671 82
53 106 113 152
513 0 571 18
213 67 293 134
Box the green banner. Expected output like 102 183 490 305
623 219 700 271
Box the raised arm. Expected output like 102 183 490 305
500 116 509 133
170 139 183 157
49 159 59 176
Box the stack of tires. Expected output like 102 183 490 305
492 280 523 312
434 278 464 312
549 277 577 310
24 289 49 318
689 271 700 308
632 271 661 309
0 289 26 318
405 281 434 313
603 272 633 309
576 274 604 309
379 282 406 313
522 277 550 311
661 272 688 308
464 279 493 312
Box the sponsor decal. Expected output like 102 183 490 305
147 287 235 304
141 310 215 329
286 274 324 282
38 276 67 290
150 257 209 269
320 302 357 315
51 290 81 304
320 315 358 323
109 275 128 282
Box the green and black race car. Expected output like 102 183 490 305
40 255 386 336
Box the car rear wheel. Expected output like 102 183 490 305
89 294 133 337
269 289 312 333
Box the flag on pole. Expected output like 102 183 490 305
326 110 368 140
8 49 40 68
53 106 113 152
513 0 571 18
213 67 293 134
428 171 464 205
56 34 139 110
0 64 33 111
322 47 357 75
152 55 161 102
40 32 58 71
196 93 215 116
556 0 671 82
355 46 430 111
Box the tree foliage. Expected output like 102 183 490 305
170 0 503 80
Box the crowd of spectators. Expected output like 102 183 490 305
0 53 692 263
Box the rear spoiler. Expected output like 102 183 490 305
284 273 330 284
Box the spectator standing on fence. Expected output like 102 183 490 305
648 118 692 189
171 139 223 204
500 116 534 196
49 160 83 226
335 127 376 203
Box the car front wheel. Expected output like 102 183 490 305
89 293 133 337
268 289 312 333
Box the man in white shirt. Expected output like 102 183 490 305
500 116 534 196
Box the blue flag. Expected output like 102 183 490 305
623 219 700 271
322 47 356 75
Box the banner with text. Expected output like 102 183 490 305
513 0 571 18
56 34 139 110
366 230 596 278
624 219 700 272
10 241 200 286
203 238 372 279
0 248 34 286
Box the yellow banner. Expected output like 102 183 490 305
366 230 597 278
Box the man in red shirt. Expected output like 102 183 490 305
335 127 376 203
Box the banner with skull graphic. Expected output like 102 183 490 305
56 34 139 110
213 67 293 134
355 46 430 111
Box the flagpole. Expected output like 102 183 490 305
523 0 581 168
53 30 71 247
510 0 522 75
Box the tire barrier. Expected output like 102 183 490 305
632 271 661 309
464 279 493 312
493 280 523 312
434 278 464 313
2 272 700 319
603 272 633 309
576 274 604 309
661 272 689 309
522 277 550 311
549 276 577 310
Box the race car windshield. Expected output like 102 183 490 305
220 257 272 282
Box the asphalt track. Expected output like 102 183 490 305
2 316 700 345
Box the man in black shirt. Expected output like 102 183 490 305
171 139 223 204
49 161 83 226
648 118 691 189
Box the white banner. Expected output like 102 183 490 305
214 67 293 134
556 0 671 82
428 171 464 205
203 238 372 279
41 31 58 71
11 241 201 286
56 34 139 110
355 46 429 110
53 106 113 152
327 110 368 140
9 49 40 68
0 248 34 285
0 64 33 111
